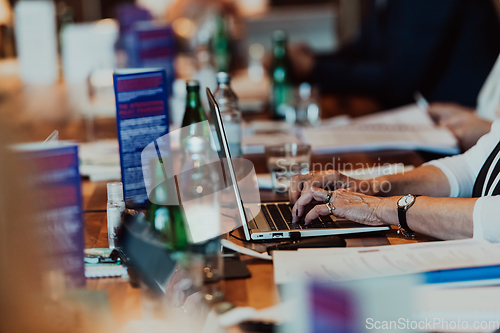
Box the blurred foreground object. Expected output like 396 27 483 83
118 208 211 332
281 275 418 333
147 159 189 253
0 0 11 27
0 128 112 332
13 141 85 288
180 134 225 302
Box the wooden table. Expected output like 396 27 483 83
0 64 439 330
84 150 437 329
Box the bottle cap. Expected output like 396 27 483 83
186 136 207 153
273 30 287 41
216 72 231 84
107 182 124 202
299 82 312 100
186 80 200 92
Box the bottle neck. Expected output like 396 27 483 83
186 91 203 109
216 82 229 90
273 40 286 59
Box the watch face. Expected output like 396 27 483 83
398 194 414 208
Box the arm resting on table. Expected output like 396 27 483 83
370 165 451 197
376 196 475 240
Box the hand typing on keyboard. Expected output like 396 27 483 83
289 169 394 227
289 170 368 204
291 188 390 227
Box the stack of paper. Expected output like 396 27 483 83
79 139 121 182
300 105 459 155
257 163 414 189
273 239 500 285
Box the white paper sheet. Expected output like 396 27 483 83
257 164 414 189
273 239 500 284
79 139 121 181
301 104 459 155
350 104 435 126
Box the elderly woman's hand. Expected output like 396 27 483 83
289 170 371 205
292 188 392 226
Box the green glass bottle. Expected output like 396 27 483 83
148 159 189 252
211 13 230 73
168 202 189 252
181 81 211 163
270 30 293 120
182 80 207 127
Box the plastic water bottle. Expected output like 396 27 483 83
107 182 125 249
294 82 321 126
214 72 242 157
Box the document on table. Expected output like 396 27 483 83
257 163 414 189
300 104 459 155
349 104 435 126
273 239 500 284
79 139 121 181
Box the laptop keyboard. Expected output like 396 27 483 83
261 203 338 231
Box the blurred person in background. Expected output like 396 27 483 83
428 37 500 152
289 0 500 110
428 102 493 152
0 0 12 58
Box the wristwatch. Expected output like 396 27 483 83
397 194 419 239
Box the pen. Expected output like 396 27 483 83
425 264 500 285
413 91 429 110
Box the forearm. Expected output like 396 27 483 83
377 196 476 240
366 165 451 197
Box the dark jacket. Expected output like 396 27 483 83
313 0 500 108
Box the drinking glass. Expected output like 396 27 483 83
265 143 311 195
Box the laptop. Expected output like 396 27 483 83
206 88 390 241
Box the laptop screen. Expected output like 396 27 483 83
206 88 253 241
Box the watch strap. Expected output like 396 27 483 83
397 195 419 238
397 207 413 232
